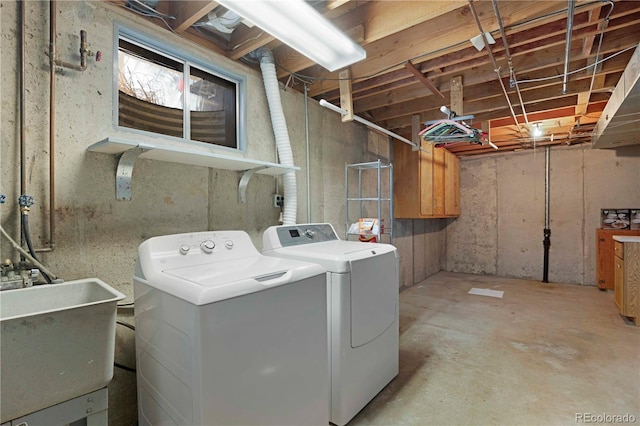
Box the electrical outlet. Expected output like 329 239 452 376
272 194 284 208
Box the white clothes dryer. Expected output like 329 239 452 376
263 223 399 426
134 230 329 426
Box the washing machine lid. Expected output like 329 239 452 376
142 255 324 305
264 240 395 273
136 231 325 305
263 224 396 273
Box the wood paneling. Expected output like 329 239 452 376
395 144 460 219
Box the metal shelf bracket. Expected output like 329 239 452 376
238 166 268 204
88 138 299 203
115 147 146 201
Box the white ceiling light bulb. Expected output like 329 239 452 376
532 123 543 137
440 105 451 118
216 0 366 71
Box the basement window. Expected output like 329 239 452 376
116 29 244 150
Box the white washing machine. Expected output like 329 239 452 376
134 230 329 426
263 223 399 426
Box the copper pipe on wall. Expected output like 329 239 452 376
40 0 57 252
20 0 27 197
38 1 90 252
53 29 89 71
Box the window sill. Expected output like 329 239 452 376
87 137 298 202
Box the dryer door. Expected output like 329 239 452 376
350 250 398 348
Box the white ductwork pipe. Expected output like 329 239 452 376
257 48 297 225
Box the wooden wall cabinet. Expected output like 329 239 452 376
613 236 640 326
394 141 460 219
596 229 640 290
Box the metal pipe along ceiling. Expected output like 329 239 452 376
318 99 417 149
491 0 530 130
467 0 524 138
563 0 576 94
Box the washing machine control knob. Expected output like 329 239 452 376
201 240 215 253
304 229 315 238
225 240 234 249
179 244 190 255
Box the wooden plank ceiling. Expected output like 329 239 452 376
111 0 640 156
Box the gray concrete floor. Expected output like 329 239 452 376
350 271 640 425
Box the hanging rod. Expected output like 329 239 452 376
319 99 417 149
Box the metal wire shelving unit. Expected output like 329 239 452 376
345 160 393 243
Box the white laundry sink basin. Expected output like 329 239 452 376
0 278 125 423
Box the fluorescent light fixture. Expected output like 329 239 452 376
216 0 366 71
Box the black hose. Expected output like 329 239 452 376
22 213 52 283
115 320 137 372
117 320 136 331
21 213 38 260
115 361 136 373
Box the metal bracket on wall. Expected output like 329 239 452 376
87 138 300 204
116 147 146 201
238 166 268 204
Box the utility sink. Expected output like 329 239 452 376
0 278 125 423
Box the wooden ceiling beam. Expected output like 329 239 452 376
383 95 609 135
339 68 354 122
405 61 445 99
170 1 218 33
228 29 276 60
307 3 640 98
354 38 632 116
367 66 618 126
490 106 581 128
582 3 604 57
307 1 582 96
319 8 640 104
459 79 607 117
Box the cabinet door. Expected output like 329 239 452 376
419 142 434 216
445 150 460 216
595 229 640 289
432 147 446 216
394 141 460 219
615 255 624 313
596 229 611 289
393 140 420 218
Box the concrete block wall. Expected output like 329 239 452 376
445 144 640 285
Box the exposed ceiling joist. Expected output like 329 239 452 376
108 0 640 156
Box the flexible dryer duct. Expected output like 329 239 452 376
257 48 297 225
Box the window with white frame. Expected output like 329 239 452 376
116 30 243 150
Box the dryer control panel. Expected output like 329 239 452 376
264 223 339 248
